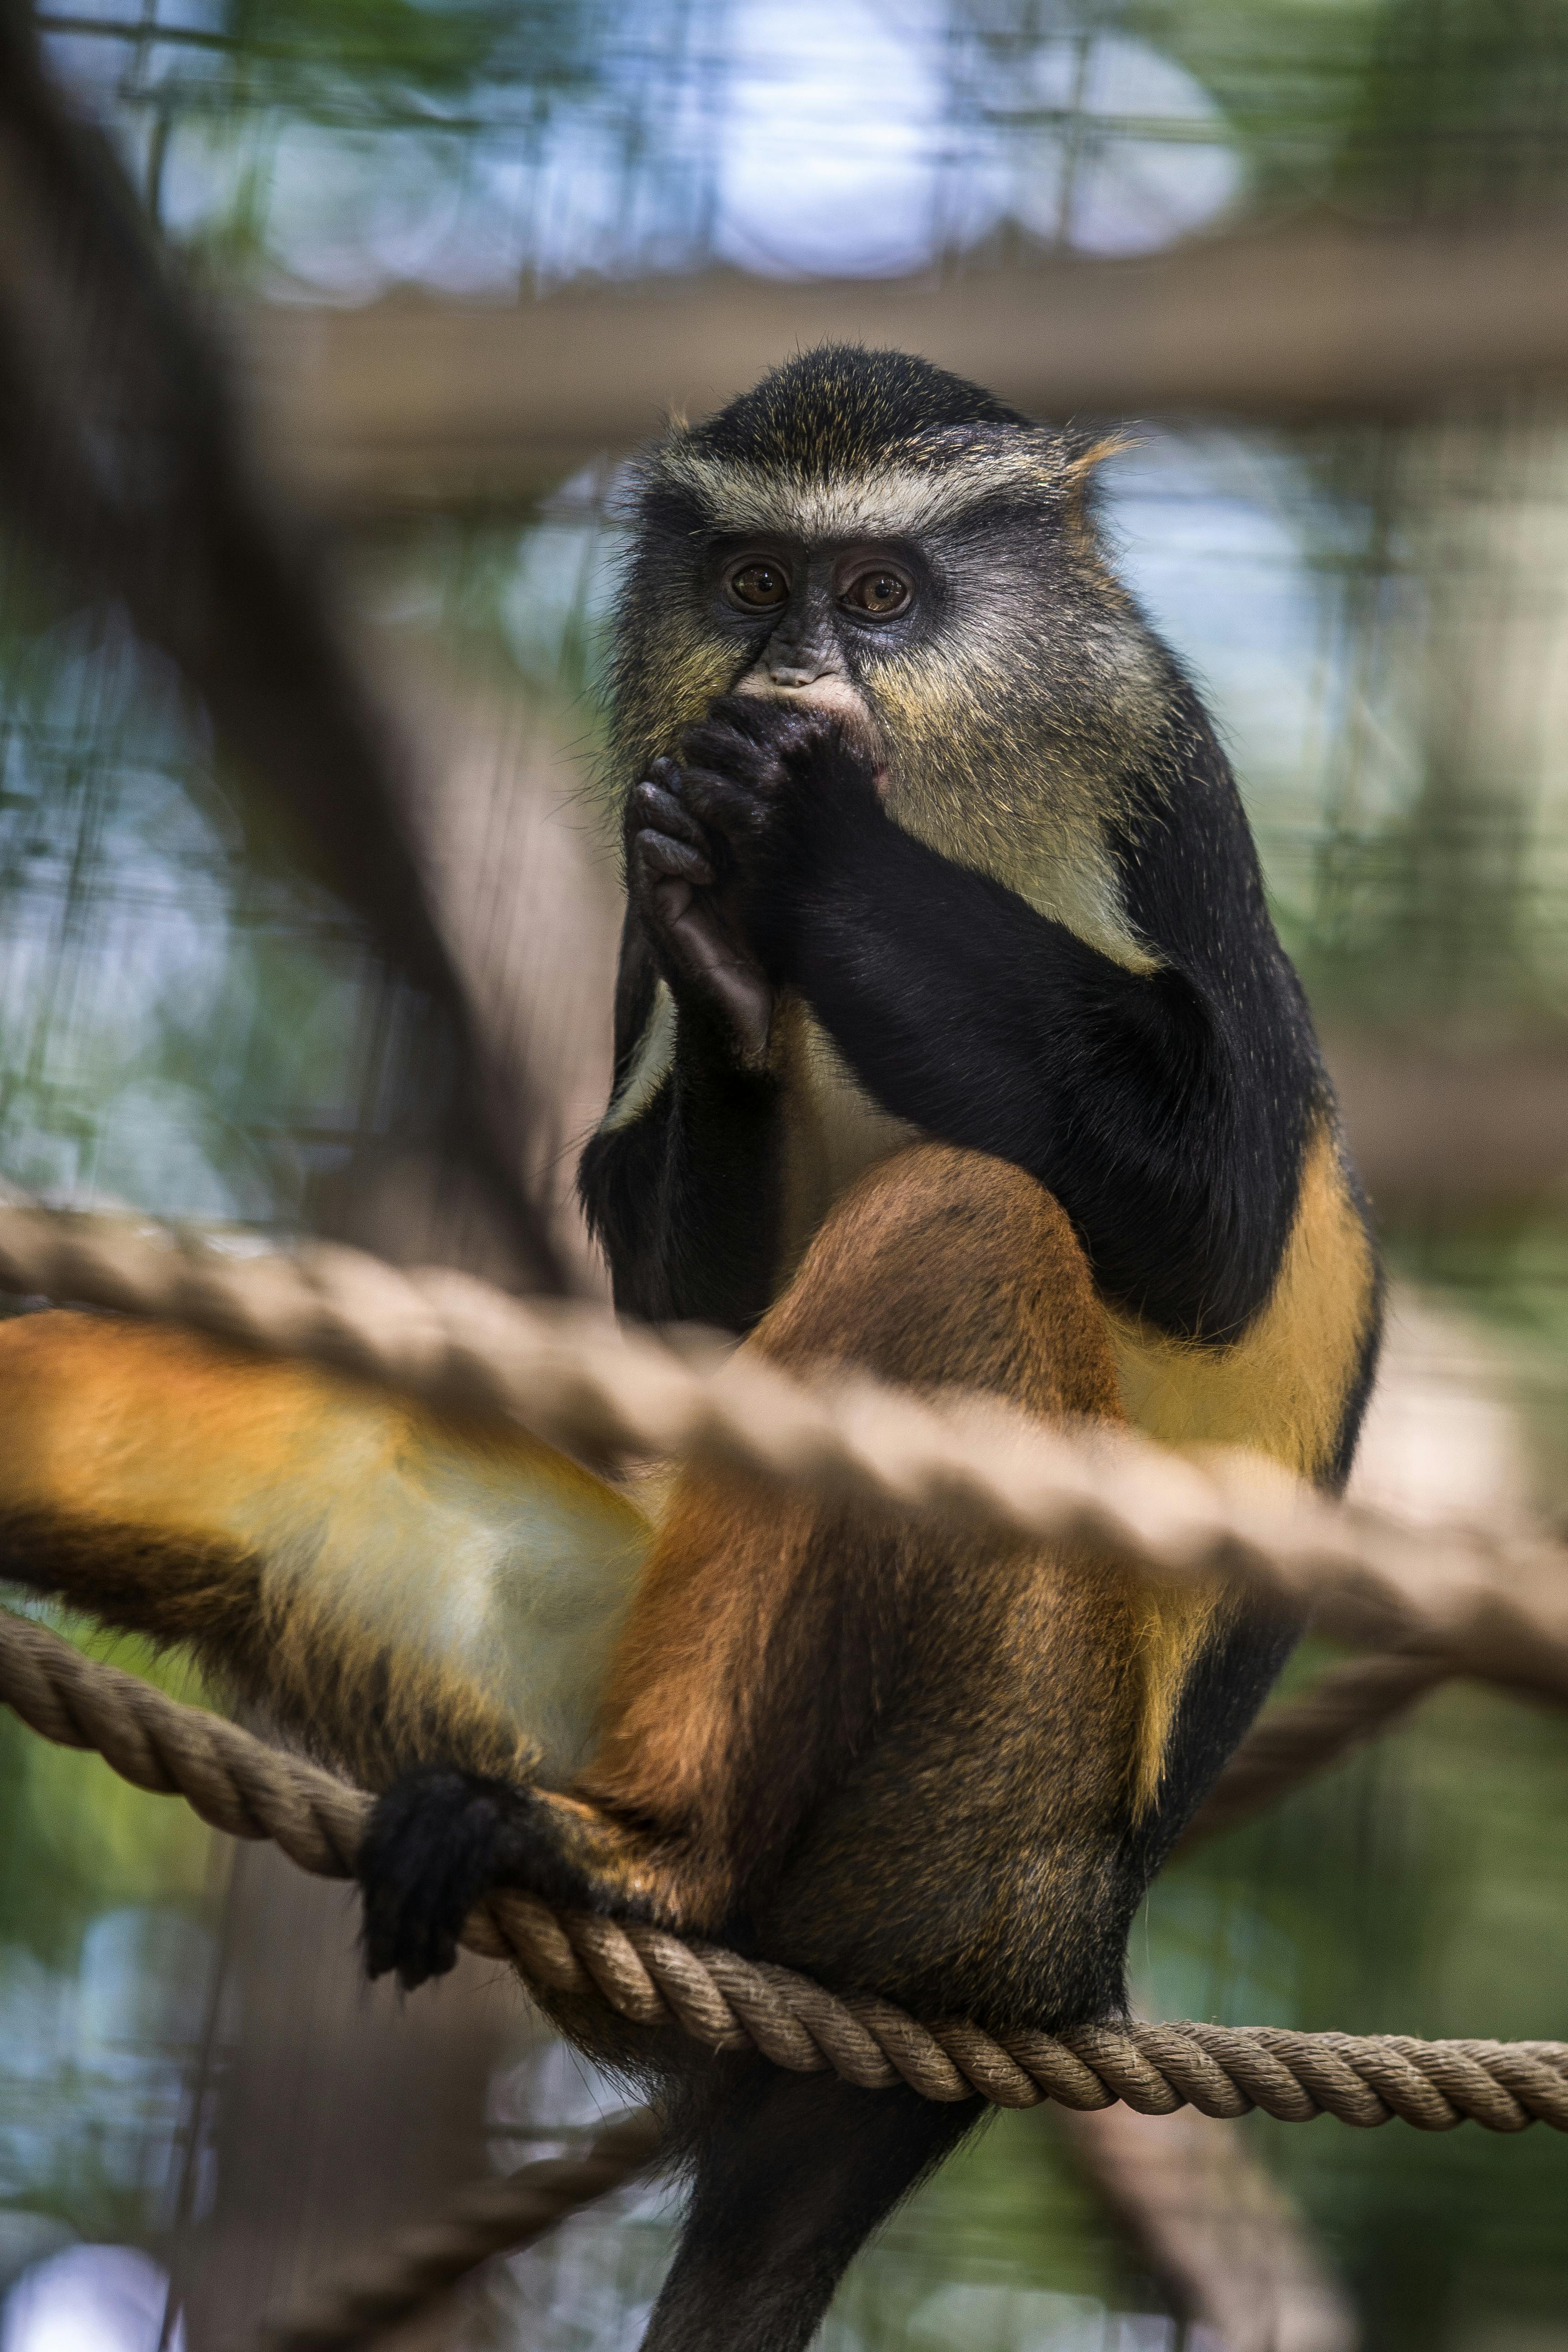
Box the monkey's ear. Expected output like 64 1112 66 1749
1058 429 1138 553
1062 429 1138 496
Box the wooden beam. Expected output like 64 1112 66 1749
245 217 1568 511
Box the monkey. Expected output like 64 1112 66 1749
0 348 1381 2352
358 347 1381 2343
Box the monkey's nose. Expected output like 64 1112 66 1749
766 657 836 689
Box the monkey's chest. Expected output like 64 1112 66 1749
772 998 921 1289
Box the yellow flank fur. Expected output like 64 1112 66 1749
1126 1581 1223 1818
1107 1124 1376 1480
1110 1123 1378 1812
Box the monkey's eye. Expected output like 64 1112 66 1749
840 569 912 618
726 561 791 611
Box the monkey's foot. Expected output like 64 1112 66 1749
358 1766 607 1990
356 1767 685 1989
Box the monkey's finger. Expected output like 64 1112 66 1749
633 780 709 850
362 1875 454 1989
703 692 817 748
679 713 777 779
635 828 716 887
679 765 773 837
695 697 830 765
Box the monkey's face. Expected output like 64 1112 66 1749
714 537 921 783
612 359 1167 970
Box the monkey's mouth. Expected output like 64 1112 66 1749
734 674 891 797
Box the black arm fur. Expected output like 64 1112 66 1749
577 887 784 1331
584 687 1325 1344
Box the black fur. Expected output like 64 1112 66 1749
641 2064 976 2352
577 884 783 1332
357 1767 565 1988
678 344 1029 479
1135 1595 1306 1879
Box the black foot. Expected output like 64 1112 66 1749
357 1765 536 1990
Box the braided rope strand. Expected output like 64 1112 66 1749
1 1609 1563 2132
1 1205 1567 1701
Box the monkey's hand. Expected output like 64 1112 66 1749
676 697 877 978
628 752 775 1069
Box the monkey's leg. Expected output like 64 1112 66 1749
360 1138 1137 1968
643 2061 975 2352
625 1146 1141 2351
0 1312 647 1792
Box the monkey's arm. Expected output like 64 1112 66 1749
0 1313 647 1791
679 698 1325 1346
577 863 785 1332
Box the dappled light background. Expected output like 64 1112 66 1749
2 1 1568 2347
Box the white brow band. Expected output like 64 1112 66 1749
655 443 1067 543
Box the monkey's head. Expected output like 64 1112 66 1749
612 345 1167 963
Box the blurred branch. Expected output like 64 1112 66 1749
0 2 569 1291
251 2108 662 2352
250 218 1568 512
1172 1644 1452 1862
382 651 619 1297
1058 2101 1357 2352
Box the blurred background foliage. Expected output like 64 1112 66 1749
2 0 1568 2346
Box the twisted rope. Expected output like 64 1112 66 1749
1 1609 1563 2134
253 2108 663 2352
2 1205 1568 1701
